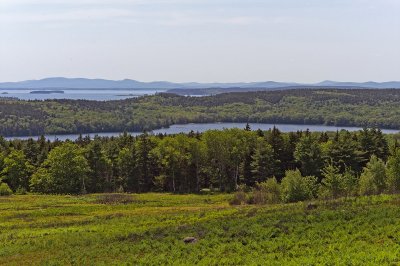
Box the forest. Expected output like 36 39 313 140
1 88 400 137
1 126 400 204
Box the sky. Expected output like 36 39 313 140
0 0 399 83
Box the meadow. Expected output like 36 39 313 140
1 193 400 265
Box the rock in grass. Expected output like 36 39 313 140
307 203 318 210
183 237 197 244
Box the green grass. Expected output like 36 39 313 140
1 193 400 265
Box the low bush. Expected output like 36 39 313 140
95 194 135 205
281 169 317 203
0 183 13 196
229 190 247 205
15 187 27 195
250 178 281 205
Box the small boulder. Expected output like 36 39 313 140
183 237 197 244
307 203 317 210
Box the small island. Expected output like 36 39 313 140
30 90 65 94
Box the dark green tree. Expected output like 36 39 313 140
250 138 274 184
294 135 323 177
86 139 112 193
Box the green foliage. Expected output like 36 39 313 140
294 134 323 177
319 164 345 199
30 143 90 194
86 139 112 193
250 138 274 184
386 148 400 193
2 89 400 137
1 193 400 264
265 127 286 178
0 182 12 196
342 167 359 197
95 193 135 205
323 131 364 173
229 190 247 205
250 178 281 204
117 146 136 191
0 127 396 197
359 128 390 163
359 155 387 196
0 149 33 192
281 169 317 203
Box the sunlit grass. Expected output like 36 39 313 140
1 193 400 265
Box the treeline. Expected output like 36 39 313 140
2 89 400 136
1 127 400 200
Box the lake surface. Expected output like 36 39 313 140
0 89 166 101
6 123 399 141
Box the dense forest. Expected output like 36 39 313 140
1 89 400 137
1 127 400 203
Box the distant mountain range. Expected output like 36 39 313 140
0 77 399 90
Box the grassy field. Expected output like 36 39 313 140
1 193 400 265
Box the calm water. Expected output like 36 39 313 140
0 89 166 101
6 123 399 141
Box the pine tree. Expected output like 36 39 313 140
86 139 112 193
265 127 285 179
250 138 274 184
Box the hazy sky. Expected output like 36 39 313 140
0 0 399 83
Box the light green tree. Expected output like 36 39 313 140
359 155 387 195
1 149 33 192
319 163 345 199
281 169 317 203
386 149 400 193
30 143 89 194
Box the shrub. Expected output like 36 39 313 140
0 183 12 196
237 184 251 193
230 190 247 205
281 169 317 203
15 187 27 195
251 178 281 205
95 194 135 205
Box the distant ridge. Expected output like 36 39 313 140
0 77 399 90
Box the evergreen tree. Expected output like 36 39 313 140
281 132 300 172
325 130 364 174
294 135 323 178
250 138 274 184
86 139 112 192
117 146 137 192
23 138 39 166
135 134 158 192
265 127 285 179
